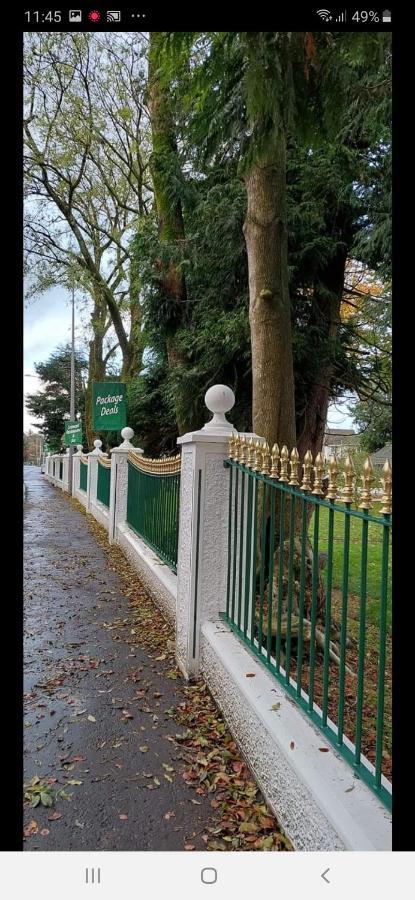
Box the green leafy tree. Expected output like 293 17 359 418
156 31 391 455
26 345 87 451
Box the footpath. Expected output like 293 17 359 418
23 466 213 850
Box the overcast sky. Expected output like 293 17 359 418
24 287 75 432
24 289 355 435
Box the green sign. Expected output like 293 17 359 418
64 420 82 446
92 382 127 431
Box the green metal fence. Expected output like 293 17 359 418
79 458 88 492
126 451 181 572
222 434 392 810
97 458 111 508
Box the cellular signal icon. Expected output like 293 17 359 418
316 8 332 20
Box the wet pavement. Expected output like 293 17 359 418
23 466 211 851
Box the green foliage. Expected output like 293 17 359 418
26 345 87 452
129 161 252 439
353 399 391 454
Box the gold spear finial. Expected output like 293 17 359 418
289 447 300 486
247 437 256 469
301 450 313 492
242 437 249 466
359 456 374 510
343 453 355 504
270 444 280 479
254 440 263 471
261 441 271 476
279 445 289 482
239 436 246 465
326 454 339 501
312 452 324 495
228 434 235 460
380 459 392 515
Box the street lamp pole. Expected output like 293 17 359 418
68 285 76 495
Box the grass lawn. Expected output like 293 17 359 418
309 501 392 629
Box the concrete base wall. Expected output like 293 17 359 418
200 620 392 852
74 486 87 508
115 523 177 624
89 498 110 531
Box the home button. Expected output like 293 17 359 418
201 868 217 884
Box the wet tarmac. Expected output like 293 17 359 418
23 466 211 851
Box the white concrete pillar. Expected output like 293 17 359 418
109 428 143 543
175 385 236 679
86 439 105 511
62 449 70 492
72 445 84 497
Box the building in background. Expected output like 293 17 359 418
323 428 359 461
370 442 392 470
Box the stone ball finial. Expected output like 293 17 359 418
121 427 134 442
76 444 83 452
94 439 102 449
203 384 235 433
205 384 235 415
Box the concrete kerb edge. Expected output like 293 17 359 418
115 522 177 625
89 498 110 530
200 619 392 852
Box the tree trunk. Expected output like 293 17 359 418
296 248 348 462
147 32 190 436
243 136 296 452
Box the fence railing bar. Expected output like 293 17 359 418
374 517 390 788
354 516 369 767
275 492 286 672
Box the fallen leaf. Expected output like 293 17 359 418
24 820 38 837
139 746 149 753
40 828 50 836
48 812 62 821
87 715 96 723
290 741 295 750
164 811 175 820
319 747 329 753
119 814 128 820
184 844 195 850
245 673 256 678
66 779 83 785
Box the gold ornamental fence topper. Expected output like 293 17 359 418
128 449 181 475
97 455 112 468
228 434 392 515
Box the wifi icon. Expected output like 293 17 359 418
316 8 332 20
